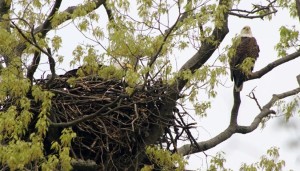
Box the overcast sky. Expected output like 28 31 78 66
184 2 300 170
41 1 300 170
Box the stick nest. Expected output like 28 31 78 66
37 70 170 169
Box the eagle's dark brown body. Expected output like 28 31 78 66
230 36 260 92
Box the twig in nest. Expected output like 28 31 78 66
131 103 139 131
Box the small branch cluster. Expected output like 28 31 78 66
160 107 198 153
229 0 277 19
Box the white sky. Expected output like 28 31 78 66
185 3 300 171
40 1 300 170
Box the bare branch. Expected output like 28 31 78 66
177 87 300 156
247 88 263 111
248 51 300 80
237 87 300 133
144 2 192 82
11 21 51 56
228 10 277 19
177 126 236 156
229 0 277 19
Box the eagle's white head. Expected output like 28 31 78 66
240 26 253 37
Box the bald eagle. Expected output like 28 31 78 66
230 26 260 92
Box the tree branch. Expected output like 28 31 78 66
248 51 300 80
143 1 192 84
103 1 114 21
230 90 241 126
247 89 263 111
152 0 231 153
236 87 300 133
0 0 11 31
177 86 300 156
228 11 277 19
33 0 105 36
176 0 231 92
177 126 237 156
0 0 11 66
295 0 300 22
229 0 277 19
39 0 63 37
26 51 41 83
45 48 56 88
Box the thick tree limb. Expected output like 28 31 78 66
177 87 300 156
248 51 300 80
296 0 300 22
177 126 236 156
142 0 232 146
230 90 241 126
26 51 41 83
45 48 56 87
0 0 11 31
33 0 105 36
176 0 230 92
0 0 11 66
39 0 63 37
103 1 114 21
145 0 231 154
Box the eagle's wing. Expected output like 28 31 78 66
230 37 259 91
229 37 245 81
248 37 260 61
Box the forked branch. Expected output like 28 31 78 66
177 86 300 156
229 0 277 19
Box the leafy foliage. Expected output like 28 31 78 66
0 0 299 170
145 146 187 171
275 26 299 57
240 147 286 171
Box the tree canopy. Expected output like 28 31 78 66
0 0 300 170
